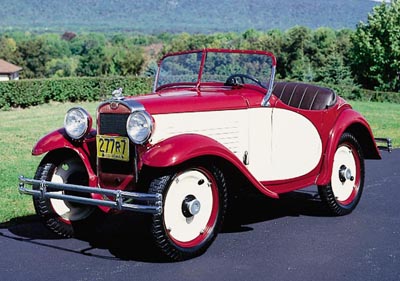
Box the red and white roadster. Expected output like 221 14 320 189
19 49 387 261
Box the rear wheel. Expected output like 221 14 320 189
148 164 227 261
318 133 365 216
33 155 98 237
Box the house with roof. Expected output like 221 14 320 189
0 59 23 81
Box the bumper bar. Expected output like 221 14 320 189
18 176 162 214
375 138 392 152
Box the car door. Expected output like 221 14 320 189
247 107 322 182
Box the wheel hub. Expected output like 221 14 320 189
339 165 354 183
182 195 201 217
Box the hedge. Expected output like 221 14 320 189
0 76 153 110
1 76 399 110
325 84 400 103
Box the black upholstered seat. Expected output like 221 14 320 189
273 82 337 110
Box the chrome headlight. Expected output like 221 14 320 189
64 107 92 140
126 111 153 144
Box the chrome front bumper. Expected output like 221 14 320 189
18 176 162 214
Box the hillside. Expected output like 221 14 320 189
0 0 380 33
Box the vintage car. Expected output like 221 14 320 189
19 49 388 261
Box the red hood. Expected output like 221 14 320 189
131 87 265 115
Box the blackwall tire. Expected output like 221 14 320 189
33 156 99 237
318 132 365 216
149 164 227 261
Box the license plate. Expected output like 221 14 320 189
97 135 129 162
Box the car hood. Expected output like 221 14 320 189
131 87 264 115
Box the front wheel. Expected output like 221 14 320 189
318 133 365 216
33 155 99 237
148 164 227 261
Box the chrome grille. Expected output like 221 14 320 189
99 113 129 136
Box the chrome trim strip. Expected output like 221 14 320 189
18 176 162 214
153 64 161 92
134 145 139 182
262 65 276 107
98 99 145 113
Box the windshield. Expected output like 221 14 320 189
154 49 276 91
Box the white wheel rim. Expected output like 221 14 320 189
164 169 216 244
49 161 94 222
331 145 357 202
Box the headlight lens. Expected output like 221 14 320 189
64 107 92 140
126 111 153 144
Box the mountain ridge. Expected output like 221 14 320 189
0 0 380 33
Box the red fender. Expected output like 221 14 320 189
142 134 279 198
316 109 381 186
32 128 97 185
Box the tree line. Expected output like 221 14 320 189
0 1 399 92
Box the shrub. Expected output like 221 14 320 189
327 84 400 103
0 76 152 109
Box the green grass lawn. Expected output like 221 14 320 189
0 101 399 223
0 102 98 224
351 101 400 147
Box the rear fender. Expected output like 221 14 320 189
142 134 278 198
33 128 97 184
316 109 380 186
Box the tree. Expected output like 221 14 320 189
316 54 354 86
0 37 17 62
41 33 72 59
46 57 78 77
290 56 315 82
15 38 52 78
281 26 313 79
310 27 336 69
109 45 145 76
351 0 400 91
76 38 107 77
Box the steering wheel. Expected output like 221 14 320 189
225 73 266 89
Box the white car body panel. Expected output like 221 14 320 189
151 108 322 182
268 108 322 181
151 110 249 159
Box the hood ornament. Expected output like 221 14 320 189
112 88 124 100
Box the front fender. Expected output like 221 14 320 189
316 109 381 186
33 128 97 182
142 134 279 198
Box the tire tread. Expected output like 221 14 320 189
318 132 365 216
148 164 228 261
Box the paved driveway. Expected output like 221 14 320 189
1 150 399 281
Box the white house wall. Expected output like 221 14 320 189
0 75 9 81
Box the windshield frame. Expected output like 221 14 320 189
153 49 277 105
